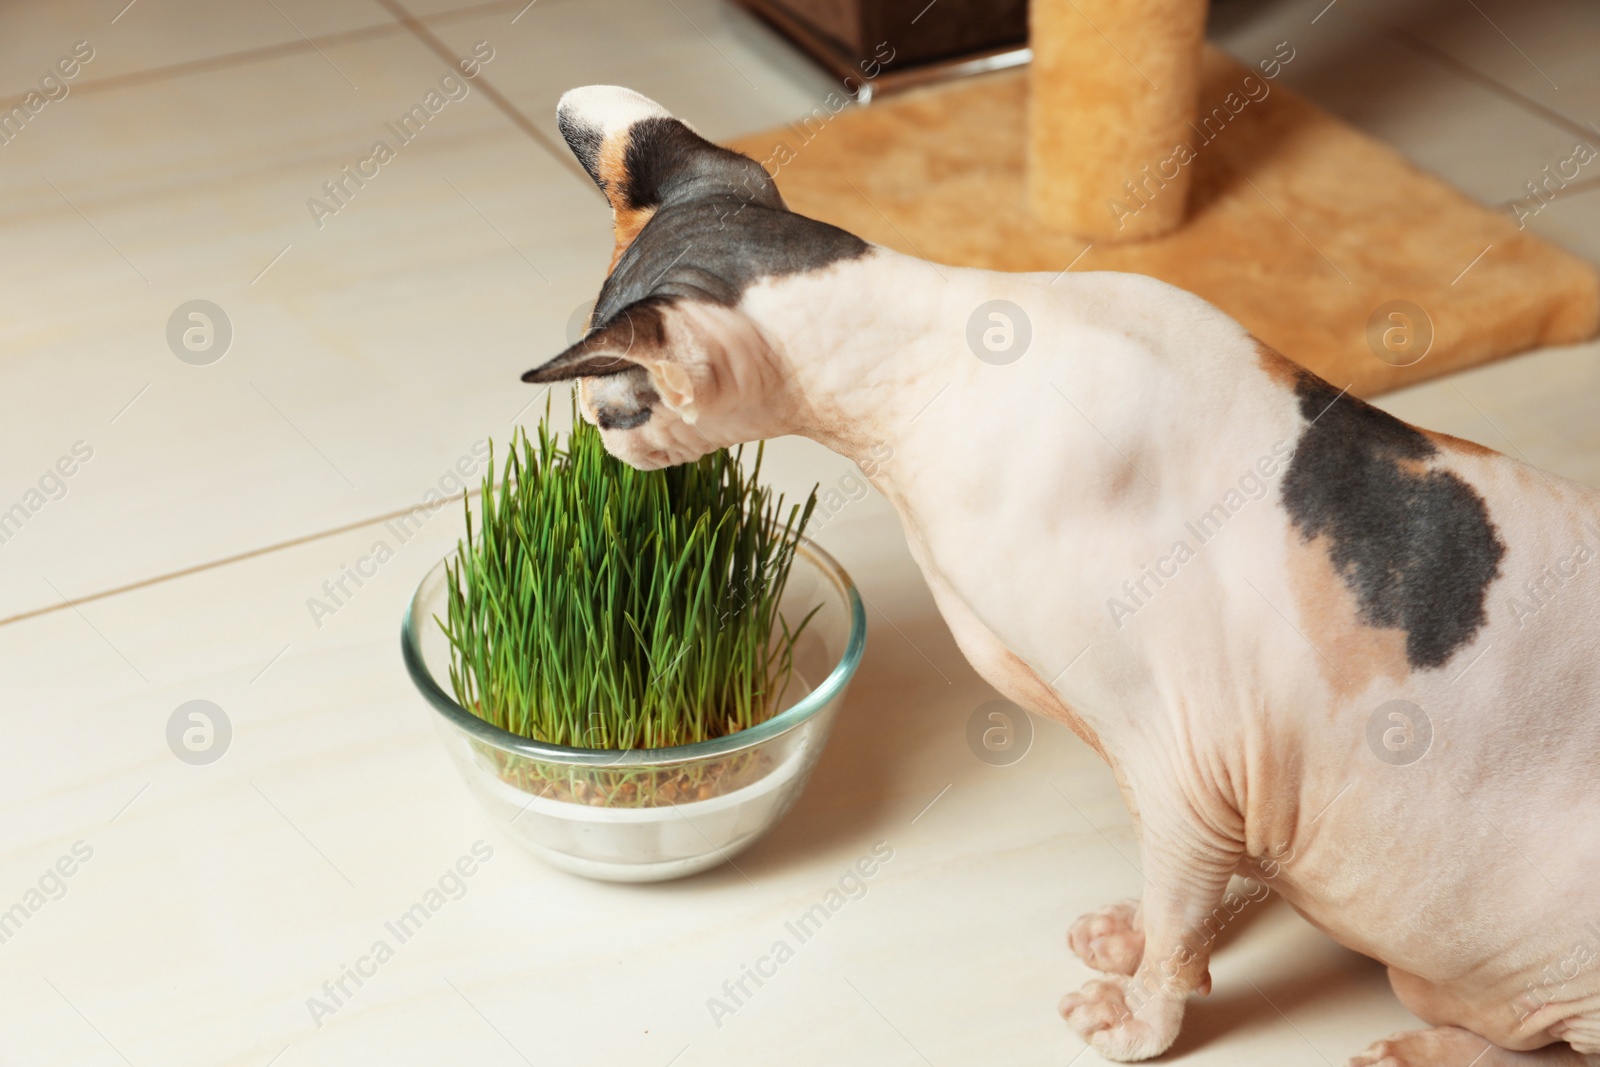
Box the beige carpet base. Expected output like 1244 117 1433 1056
728 50 1600 397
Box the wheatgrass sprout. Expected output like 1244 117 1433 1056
439 398 820 752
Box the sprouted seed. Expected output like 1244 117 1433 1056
438 397 819 804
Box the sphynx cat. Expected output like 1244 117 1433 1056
523 86 1600 1066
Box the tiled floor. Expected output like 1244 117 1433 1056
1 1 1595 1065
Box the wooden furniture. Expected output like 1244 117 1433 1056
737 0 1029 102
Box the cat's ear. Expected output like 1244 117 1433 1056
521 299 666 382
522 297 723 422
557 85 780 269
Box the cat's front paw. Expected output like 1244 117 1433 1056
1067 899 1144 975
1059 975 1184 1062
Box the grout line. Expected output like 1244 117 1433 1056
1497 173 1600 212
0 488 487 631
373 0 601 192
1369 15 1600 152
11 121 509 232
1462 0 1558 92
262 0 361 90
0 0 534 113
40 575 150 683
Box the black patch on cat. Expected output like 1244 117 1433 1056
1280 371 1505 669
521 299 675 383
596 403 652 430
592 192 869 325
520 352 635 383
590 294 672 350
590 120 869 325
618 117 783 213
557 110 605 189
528 110 870 389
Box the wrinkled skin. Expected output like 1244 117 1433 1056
525 86 1600 1066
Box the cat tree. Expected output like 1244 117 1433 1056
731 0 1599 395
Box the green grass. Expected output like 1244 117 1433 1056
439 398 819 754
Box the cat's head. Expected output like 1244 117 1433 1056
522 86 868 470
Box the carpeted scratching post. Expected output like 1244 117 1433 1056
1028 0 1208 241
727 47 1599 396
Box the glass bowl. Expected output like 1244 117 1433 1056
402 539 866 882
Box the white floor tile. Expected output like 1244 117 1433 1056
1375 336 1600 488
0 0 394 101
0 479 1408 1066
423 0 845 143
1209 0 1588 206
3 3 1597 1063
0 31 598 618
0 0 853 620
1357 0 1600 136
1517 184 1600 265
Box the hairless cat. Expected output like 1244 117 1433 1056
524 86 1600 1067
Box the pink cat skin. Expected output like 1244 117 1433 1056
525 86 1600 1067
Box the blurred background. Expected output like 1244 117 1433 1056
2 1 1596 1064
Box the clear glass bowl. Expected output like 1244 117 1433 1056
402 539 866 882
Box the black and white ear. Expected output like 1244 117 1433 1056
523 297 702 418
522 299 666 381
556 85 780 270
